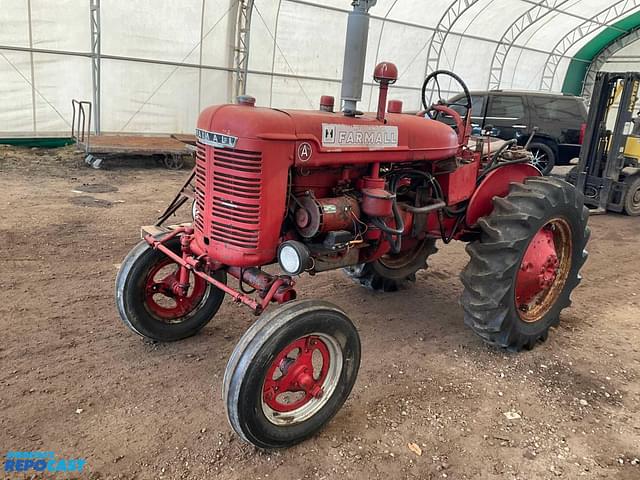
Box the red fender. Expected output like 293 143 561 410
466 163 541 226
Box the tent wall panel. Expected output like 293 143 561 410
32 53 92 133
199 68 233 111
271 2 347 80
0 2 30 48
506 47 548 90
519 13 584 51
31 0 90 52
198 0 236 69
247 1 281 76
443 37 496 90
450 0 532 41
0 50 35 133
101 0 203 64
100 59 201 134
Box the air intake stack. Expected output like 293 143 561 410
340 0 377 116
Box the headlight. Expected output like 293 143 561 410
277 241 310 275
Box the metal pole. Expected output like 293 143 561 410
340 0 377 116
234 0 254 100
90 0 101 134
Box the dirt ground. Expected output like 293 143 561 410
1 145 639 480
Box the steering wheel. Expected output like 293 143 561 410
421 70 472 127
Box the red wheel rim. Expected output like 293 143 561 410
262 335 332 413
143 258 208 323
515 218 572 322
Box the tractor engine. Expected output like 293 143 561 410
192 85 469 276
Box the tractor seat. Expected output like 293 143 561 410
468 136 509 156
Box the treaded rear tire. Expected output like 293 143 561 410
344 238 437 292
460 177 589 351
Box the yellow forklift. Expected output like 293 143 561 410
567 71 640 215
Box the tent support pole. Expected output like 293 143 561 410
90 0 101 134
233 0 254 100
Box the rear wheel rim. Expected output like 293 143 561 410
515 218 572 323
143 258 208 323
261 333 343 426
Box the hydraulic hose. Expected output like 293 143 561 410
372 199 405 254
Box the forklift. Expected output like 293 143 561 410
567 71 640 215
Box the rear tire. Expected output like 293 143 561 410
115 237 226 341
344 238 437 291
528 142 556 176
223 300 361 448
461 177 589 351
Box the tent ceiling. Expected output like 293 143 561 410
2 0 640 135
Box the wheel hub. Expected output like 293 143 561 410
516 228 558 307
143 259 207 322
515 219 572 322
263 335 331 413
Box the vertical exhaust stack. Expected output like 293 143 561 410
341 0 377 116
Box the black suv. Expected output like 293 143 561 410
448 90 588 175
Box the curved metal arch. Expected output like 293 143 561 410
539 0 640 91
582 25 640 100
424 0 481 76
488 0 572 90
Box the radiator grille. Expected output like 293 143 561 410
195 141 262 249
194 144 206 233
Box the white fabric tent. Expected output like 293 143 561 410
2 0 640 136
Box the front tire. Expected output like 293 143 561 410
115 237 226 341
461 177 589 351
223 300 361 449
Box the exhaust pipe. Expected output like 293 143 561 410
341 0 377 116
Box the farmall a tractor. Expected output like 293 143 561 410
116 1 589 448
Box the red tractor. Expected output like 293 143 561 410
116 0 589 449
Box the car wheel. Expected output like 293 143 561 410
528 142 556 175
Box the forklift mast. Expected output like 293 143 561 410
573 71 640 214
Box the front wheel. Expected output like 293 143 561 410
115 237 226 341
461 177 589 351
223 300 361 449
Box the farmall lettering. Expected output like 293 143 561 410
322 124 398 149
195 128 238 149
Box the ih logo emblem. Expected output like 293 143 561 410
297 142 313 161
323 126 336 144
